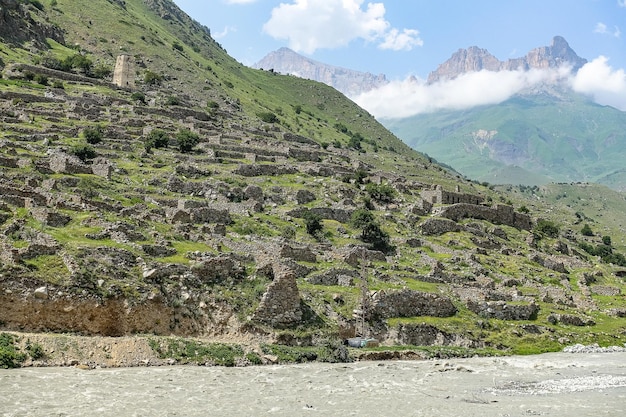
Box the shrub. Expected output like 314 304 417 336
534 219 559 238
351 208 393 253
602 235 612 246
207 100 219 109
52 80 64 89
257 111 278 123
166 95 180 106
365 182 396 203
91 64 112 79
176 128 199 153
144 70 163 86
145 129 169 150
83 125 103 144
172 41 184 52
302 210 323 237
581 224 593 236
518 205 530 213
131 91 146 104
71 143 97 162
33 74 48 85
25 340 45 360
0 333 26 369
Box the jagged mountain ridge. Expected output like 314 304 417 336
427 36 587 83
253 47 388 97
0 0 624 363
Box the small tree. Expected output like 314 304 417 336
144 70 163 86
71 143 97 162
581 224 593 236
145 129 169 152
83 125 103 144
365 182 396 203
534 219 560 238
176 128 199 153
602 235 612 246
351 208 393 253
302 210 323 237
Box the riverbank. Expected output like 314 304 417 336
3 331 626 369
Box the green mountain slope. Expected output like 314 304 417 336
0 0 625 364
384 90 626 191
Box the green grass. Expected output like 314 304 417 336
148 337 244 366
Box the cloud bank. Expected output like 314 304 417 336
353 57 626 119
262 0 422 54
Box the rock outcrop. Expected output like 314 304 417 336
428 36 587 83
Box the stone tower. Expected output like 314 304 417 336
112 54 135 88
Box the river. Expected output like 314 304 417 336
2 352 626 416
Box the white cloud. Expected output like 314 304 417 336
595 22 609 34
594 22 621 38
379 28 423 51
618 0 626 7
213 25 236 39
571 56 626 110
262 0 422 54
354 68 571 119
354 58 626 119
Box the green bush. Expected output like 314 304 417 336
581 223 593 236
0 333 26 369
176 128 199 153
166 96 181 106
131 91 146 104
534 219 559 238
365 182 396 203
144 70 163 86
302 210 323 237
25 340 45 360
351 208 393 253
34 74 48 85
71 143 97 162
91 64 112 79
145 129 169 151
172 41 184 52
257 111 278 123
83 125 103 144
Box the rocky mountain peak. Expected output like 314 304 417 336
253 48 388 97
428 36 587 83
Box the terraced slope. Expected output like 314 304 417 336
0 0 624 361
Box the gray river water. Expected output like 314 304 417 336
2 352 626 417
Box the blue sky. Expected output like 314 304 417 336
172 0 626 116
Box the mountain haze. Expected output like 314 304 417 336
254 47 388 97
0 0 625 365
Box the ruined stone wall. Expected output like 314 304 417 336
420 185 484 205
435 203 532 230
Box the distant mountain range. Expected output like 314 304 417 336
426 36 587 83
255 37 626 190
253 47 388 97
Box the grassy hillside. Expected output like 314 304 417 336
384 90 626 191
0 0 625 364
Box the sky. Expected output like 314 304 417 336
172 0 626 118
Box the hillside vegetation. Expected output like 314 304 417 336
384 90 626 191
0 0 625 366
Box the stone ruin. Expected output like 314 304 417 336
112 54 135 89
